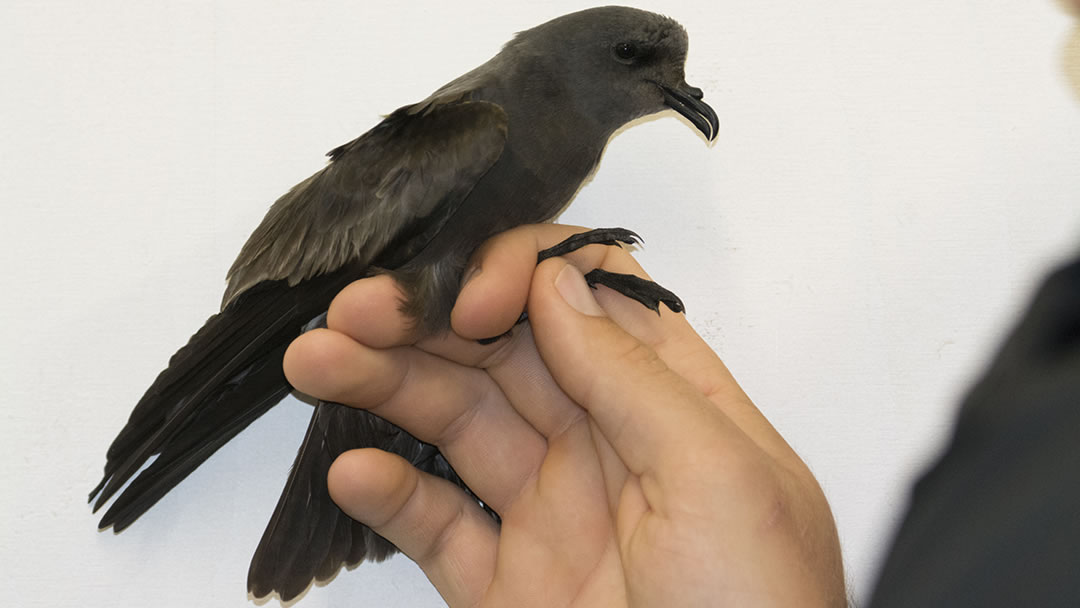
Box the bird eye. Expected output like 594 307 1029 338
613 42 637 61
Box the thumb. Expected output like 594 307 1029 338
527 258 740 475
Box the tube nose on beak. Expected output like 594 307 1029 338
657 81 719 141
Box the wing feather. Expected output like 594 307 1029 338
92 99 508 538
222 101 508 309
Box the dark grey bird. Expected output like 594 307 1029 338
90 6 718 601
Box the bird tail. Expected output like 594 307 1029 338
247 400 485 602
247 401 398 601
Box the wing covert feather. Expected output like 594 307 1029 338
222 100 508 309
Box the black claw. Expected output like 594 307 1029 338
476 334 504 345
537 228 642 263
476 311 529 344
584 268 685 315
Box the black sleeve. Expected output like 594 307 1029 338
868 253 1080 608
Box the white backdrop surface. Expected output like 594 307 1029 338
2 1 1079 606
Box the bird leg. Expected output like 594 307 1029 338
476 228 683 344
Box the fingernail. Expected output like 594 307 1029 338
555 264 605 317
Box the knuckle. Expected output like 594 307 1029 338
612 331 668 376
578 326 668 408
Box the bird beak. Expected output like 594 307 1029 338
658 82 719 141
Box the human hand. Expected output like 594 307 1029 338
283 224 846 607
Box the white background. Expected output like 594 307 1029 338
2 1 1079 606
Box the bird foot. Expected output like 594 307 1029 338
541 228 683 315
476 227 682 343
583 268 684 314
536 227 642 262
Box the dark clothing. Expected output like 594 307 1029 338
870 253 1080 606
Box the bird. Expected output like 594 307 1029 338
90 6 718 601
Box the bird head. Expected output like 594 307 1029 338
506 6 719 141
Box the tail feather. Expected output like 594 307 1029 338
247 401 397 601
247 400 485 601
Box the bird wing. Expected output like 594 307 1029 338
91 100 508 526
222 99 508 309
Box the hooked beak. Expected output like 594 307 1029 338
657 82 719 141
